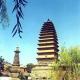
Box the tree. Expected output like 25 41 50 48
0 56 4 76
0 56 4 71
0 0 8 27
26 63 34 73
0 0 28 38
51 46 80 80
18 72 27 80
60 47 80 80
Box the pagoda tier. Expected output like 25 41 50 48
37 49 58 53
38 40 58 44
39 33 56 36
13 47 20 66
38 45 59 49
37 47 56 50
38 43 58 46
37 19 59 64
39 35 57 39
38 39 58 42
38 40 56 42
37 52 58 55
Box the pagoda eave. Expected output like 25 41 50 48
38 38 58 42
39 33 54 36
40 31 55 34
12 64 20 66
37 47 58 50
38 38 55 41
38 43 58 46
36 57 56 60
39 36 57 39
37 52 58 55
41 29 55 32
38 40 58 44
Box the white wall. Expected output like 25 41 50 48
0 77 11 80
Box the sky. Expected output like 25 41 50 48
0 0 80 66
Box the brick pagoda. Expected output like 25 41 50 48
37 19 59 64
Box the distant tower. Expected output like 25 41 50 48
10 47 20 78
13 47 20 66
37 19 59 64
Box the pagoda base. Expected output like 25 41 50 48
31 63 67 80
9 66 20 78
10 73 19 78
31 64 52 80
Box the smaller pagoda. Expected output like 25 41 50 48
13 47 20 66
10 47 20 78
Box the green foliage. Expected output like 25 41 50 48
0 0 9 27
69 47 80 63
0 0 28 38
12 0 28 38
26 63 34 73
0 56 4 63
0 56 4 76
18 72 26 80
60 47 72 65
51 46 80 80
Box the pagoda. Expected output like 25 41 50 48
31 19 59 80
37 19 59 64
13 47 20 66
10 47 20 78
8 47 29 78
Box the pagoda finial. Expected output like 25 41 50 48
47 19 51 22
16 47 19 51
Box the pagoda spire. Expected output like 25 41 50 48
13 47 20 66
37 20 59 64
47 19 51 22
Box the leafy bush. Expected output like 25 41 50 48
51 46 80 80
